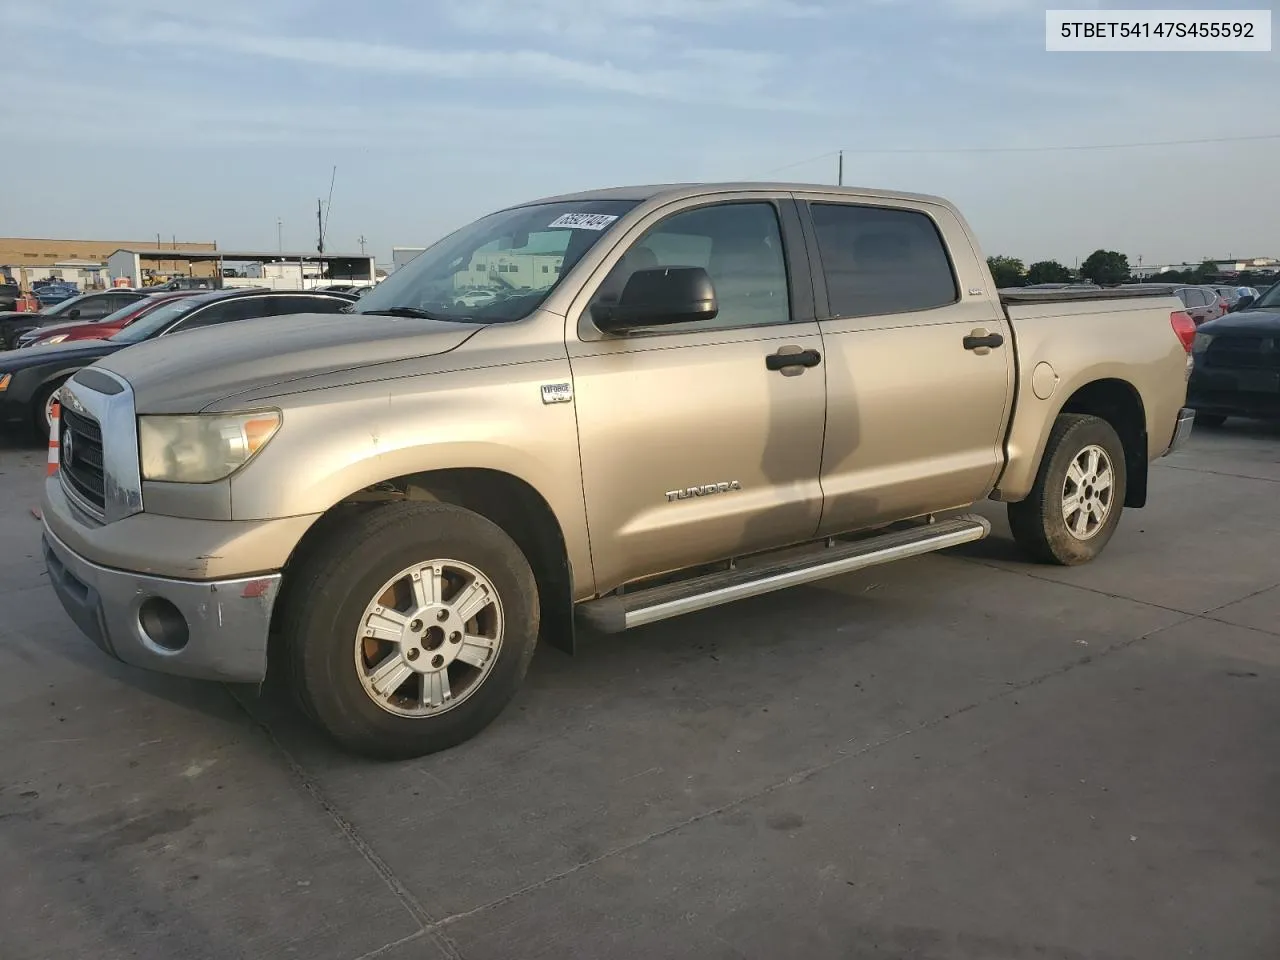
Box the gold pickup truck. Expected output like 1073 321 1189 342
41 183 1196 759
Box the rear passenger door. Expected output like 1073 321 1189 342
797 194 1015 536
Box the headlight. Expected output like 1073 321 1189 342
1192 332 1213 353
139 411 281 483
38 334 68 346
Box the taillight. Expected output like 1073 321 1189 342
1170 310 1197 352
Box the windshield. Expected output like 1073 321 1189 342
108 298 201 344
355 199 639 323
1250 283 1280 310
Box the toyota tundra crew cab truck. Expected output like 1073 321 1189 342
41 183 1197 759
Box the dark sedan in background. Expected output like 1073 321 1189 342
1188 282 1280 426
0 288 355 440
0 289 151 350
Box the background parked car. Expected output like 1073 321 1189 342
1 289 151 349
32 282 80 306
1126 283 1226 326
1187 280 1280 427
0 287 357 439
144 276 219 292
0 289 150 349
17 290 195 348
0 283 21 312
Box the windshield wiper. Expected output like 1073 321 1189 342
357 306 450 320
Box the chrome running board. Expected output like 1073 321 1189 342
577 514 990 633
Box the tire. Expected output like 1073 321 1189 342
1007 414 1127 566
280 501 540 760
1194 412 1226 428
31 378 68 443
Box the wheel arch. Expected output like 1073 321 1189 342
1057 378 1148 508
280 467 578 655
997 374 1149 507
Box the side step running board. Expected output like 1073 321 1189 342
577 514 990 634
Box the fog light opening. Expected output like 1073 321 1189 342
138 597 190 653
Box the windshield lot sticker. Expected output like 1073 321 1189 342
547 213 619 231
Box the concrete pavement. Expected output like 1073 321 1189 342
1 421 1277 959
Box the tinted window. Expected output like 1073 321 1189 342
270 295 349 315
173 297 273 331
1179 289 1204 308
809 203 958 318
595 201 791 332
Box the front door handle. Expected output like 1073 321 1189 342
962 331 1004 351
766 347 822 371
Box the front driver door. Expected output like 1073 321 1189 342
567 196 828 592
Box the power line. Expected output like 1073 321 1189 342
754 132 1280 178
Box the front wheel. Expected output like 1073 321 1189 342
280 501 540 759
32 378 69 443
1008 414 1127 566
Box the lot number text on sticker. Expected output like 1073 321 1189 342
548 213 619 230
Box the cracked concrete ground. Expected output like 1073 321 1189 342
1 421 1278 960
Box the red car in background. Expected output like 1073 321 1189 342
18 291 196 348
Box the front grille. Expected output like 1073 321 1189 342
60 407 106 512
1202 336 1280 372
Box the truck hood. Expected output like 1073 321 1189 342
1199 309 1280 336
97 311 485 413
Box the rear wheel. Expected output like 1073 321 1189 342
281 501 540 759
1008 414 1127 566
1194 412 1226 428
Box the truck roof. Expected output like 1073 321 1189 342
517 182 952 209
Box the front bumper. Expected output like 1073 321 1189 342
42 525 281 683
1163 407 1194 456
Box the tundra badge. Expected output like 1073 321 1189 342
666 481 742 502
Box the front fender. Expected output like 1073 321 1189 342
228 357 595 596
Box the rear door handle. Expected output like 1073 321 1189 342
766 347 822 371
962 332 1004 351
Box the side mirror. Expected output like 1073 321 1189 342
67 308 80 320
591 267 718 333
1231 296 1255 312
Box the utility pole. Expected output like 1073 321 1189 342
837 150 843 186
277 218 283 254
316 198 324 287
358 235 367 256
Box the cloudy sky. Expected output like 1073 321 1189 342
3 0 1277 266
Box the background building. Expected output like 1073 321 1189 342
0 237 217 289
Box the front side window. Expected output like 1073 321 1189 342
593 201 791 332
355 199 639 324
809 202 959 319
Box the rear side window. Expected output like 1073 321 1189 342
270 295 350 315
176 297 274 330
809 202 958 319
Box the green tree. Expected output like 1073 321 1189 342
987 255 1026 289
1192 260 1220 283
1080 250 1130 286
1027 260 1072 284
